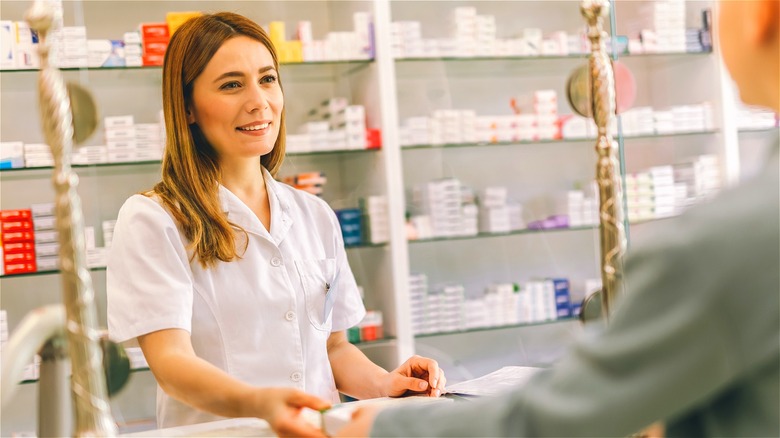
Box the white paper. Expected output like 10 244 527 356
445 366 543 397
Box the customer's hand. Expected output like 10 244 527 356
381 355 446 397
336 405 383 437
257 387 330 437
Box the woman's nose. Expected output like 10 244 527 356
244 83 268 112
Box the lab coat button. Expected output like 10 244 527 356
285 311 295 321
290 372 302 382
270 257 282 267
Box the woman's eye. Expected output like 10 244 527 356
220 81 241 90
261 75 278 84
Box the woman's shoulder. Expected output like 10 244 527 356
118 192 177 224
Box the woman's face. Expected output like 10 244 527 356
187 36 283 163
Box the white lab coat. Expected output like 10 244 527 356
107 168 366 428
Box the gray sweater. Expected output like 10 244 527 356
373 143 779 437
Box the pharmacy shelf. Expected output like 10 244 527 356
0 58 374 74
0 148 381 175
414 316 577 339
352 336 396 347
0 266 107 279
0 241 386 279
401 129 720 152
394 50 712 64
408 224 597 246
738 127 779 134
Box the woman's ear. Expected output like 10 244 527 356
186 108 196 125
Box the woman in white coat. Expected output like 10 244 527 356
107 12 445 437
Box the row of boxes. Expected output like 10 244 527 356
408 179 528 240
0 204 115 276
408 274 579 335
625 154 721 222
280 171 327 197
390 6 590 59
271 13 374 63
399 100 716 149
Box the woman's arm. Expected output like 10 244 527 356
326 331 446 399
139 328 329 437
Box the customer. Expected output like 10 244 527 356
338 1 779 436
106 12 445 437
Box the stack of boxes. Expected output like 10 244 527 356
390 6 586 59
280 171 327 197
271 13 374 64
478 186 511 234
31 203 59 273
484 283 520 327
51 26 88 68
625 155 721 222
0 203 113 276
0 142 24 169
139 23 169 67
346 287 385 344
361 195 390 244
288 98 378 153
1 209 36 275
674 155 721 203
638 0 687 53
736 102 779 131
408 273 429 335
334 209 362 247
104 115 165 163
1 20 39 70
23 143 54 168
553 188 599 229
408 275 574 336
411 179 463 238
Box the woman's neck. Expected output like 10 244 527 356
219 159 267 199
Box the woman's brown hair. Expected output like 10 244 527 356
151 12 286 268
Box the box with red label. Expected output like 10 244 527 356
2 241 35 253
142 53 165 67
3 261 36 275
4 250 35 264
143 40 169 56
1 231 35 243
366 129 382 149
139 23 169 41
0 209 32 222
1 220 33 233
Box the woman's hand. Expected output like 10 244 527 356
255 387 331 437
381 355 446 397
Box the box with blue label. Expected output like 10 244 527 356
551 278 572 318
335 208 362 246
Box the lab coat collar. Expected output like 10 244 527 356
217 167 294 245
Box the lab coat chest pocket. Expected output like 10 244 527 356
294 259 336 331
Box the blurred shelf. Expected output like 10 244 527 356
0 241 383 278
21 366 150 385
1 266 106 279
414 317 577 340
345 241 389 250
401 130 719 152
0 59 374 74
394 50 712 63
0 148 380 174
351 337 396 347
409 225 597 245
738 127 779 134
